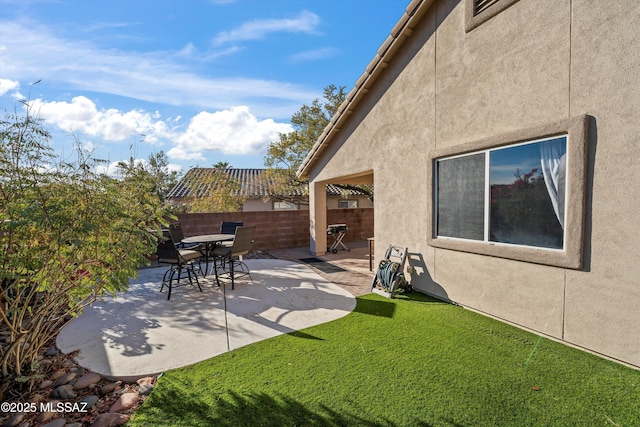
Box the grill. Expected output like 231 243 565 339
327 224 349 253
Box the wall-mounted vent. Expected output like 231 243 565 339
474 0 500 16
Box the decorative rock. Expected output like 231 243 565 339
29 393 45 403
52 372 76 387
71 367 85 376
39 379 53 389
1 412 25 427
90 413 130 427
109 392 139 413
40 359 53 366
52 384 76 399
44 346 59 357
40 419 66 427
35 401 58 424
138 383 154 396
136 376 155 386
98 381 121 395
73 372 102 390
49 370 66 381
81 395 100 409
61 359 75 368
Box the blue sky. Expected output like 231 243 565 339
489 137 566 185
0 0 408 174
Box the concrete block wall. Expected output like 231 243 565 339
176 208 373 251
327 208 375 241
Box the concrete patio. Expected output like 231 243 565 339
56 242 375 380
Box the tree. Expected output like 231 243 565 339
116 150 180 203
147 151 181 202
184 164 246 213
213 161 230 169
264 84 347 199
0 102 172 396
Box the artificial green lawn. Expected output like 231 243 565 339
129 293 639 426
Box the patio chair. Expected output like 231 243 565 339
212 225 256 290
157 230 203 300
169 223 207 275
169 223 201 250
219 221 243 249
220 221 244 234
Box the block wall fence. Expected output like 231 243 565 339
176 208 373 252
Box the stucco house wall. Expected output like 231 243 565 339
299 0 640 368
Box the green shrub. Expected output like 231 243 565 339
0 102 172 396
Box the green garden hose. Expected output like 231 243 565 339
376 259 401 292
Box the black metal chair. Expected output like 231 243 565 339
212 225 256 290
169 223 208 274
219 221 243 249
220 221 243 234
169 223 201 250
157 230 203 300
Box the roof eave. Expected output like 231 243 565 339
297 0 433 179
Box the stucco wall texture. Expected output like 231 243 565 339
305 0 640 368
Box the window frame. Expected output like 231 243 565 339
436 136 568 250
427 115 589 269
338 199 358 209
273 200 298 211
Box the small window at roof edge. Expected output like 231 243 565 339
474 0 500 16
466 0 521 32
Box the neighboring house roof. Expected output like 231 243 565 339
166 168 371 200
297 0 434 178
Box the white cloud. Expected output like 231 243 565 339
82 140 99 153
94 159 142 177
213 10 320 45
289 47 340 62
31 96 175 143
94 158 182 177
170 106 293 160
176 42 242 62
166 146 206 162
0 20 318 118
0 78 20 96
29 95 293 161
166 163 183 173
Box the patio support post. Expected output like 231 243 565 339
309 180 327 256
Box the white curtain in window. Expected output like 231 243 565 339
539 139 566 229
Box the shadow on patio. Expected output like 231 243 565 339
56 259 358 380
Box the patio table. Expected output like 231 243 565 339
181 234 234 276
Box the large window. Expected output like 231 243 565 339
428 115 589 269
436 137 566 250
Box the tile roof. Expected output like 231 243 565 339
166 168 372 200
